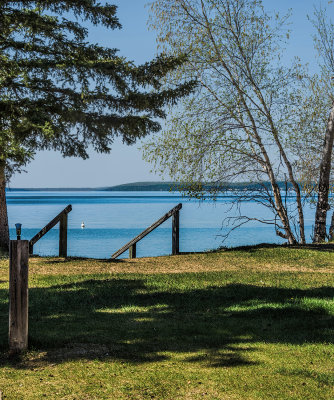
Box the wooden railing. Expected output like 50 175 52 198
29 204 72 257
111 203 182 260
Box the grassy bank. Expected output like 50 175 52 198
0 246 333 399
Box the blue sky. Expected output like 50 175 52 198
9 0 330 188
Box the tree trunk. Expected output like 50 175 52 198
328 211 334 241
313 104 334 243
0 164 9 254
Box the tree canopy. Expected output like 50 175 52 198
143 0 334 244
0 0 195 176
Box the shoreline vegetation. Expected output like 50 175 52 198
6 181 298 192
0 245 333 399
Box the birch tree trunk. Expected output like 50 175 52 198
0 164 9 254
313 104 334 243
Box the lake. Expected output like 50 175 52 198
6 191 318 259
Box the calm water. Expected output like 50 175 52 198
6 191 318 259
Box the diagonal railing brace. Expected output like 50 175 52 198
29 204 72 257
111 203 182 259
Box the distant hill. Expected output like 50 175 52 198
100 181 184 191
101 181 295 191
8 181 296 192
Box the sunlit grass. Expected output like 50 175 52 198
0 245 333 399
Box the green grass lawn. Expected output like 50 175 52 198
0 245 333 399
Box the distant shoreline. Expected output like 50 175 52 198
6 181 295 192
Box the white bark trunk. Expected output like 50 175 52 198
313 104 334 243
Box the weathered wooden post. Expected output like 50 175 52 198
172 210 180 255
9 240 29 352
29 242 33 256
129 243 136 259
59 212 68 257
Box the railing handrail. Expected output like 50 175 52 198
111 203 182 259
29 204 72 246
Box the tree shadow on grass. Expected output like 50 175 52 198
0 279 333 369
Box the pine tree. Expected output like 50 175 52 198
0 1 195 252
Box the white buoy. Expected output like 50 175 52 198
81 221 85 229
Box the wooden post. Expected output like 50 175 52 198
59 212 68 257
9 240 29 352
29 242 33 256
129 243 136 259
172 210 179 255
